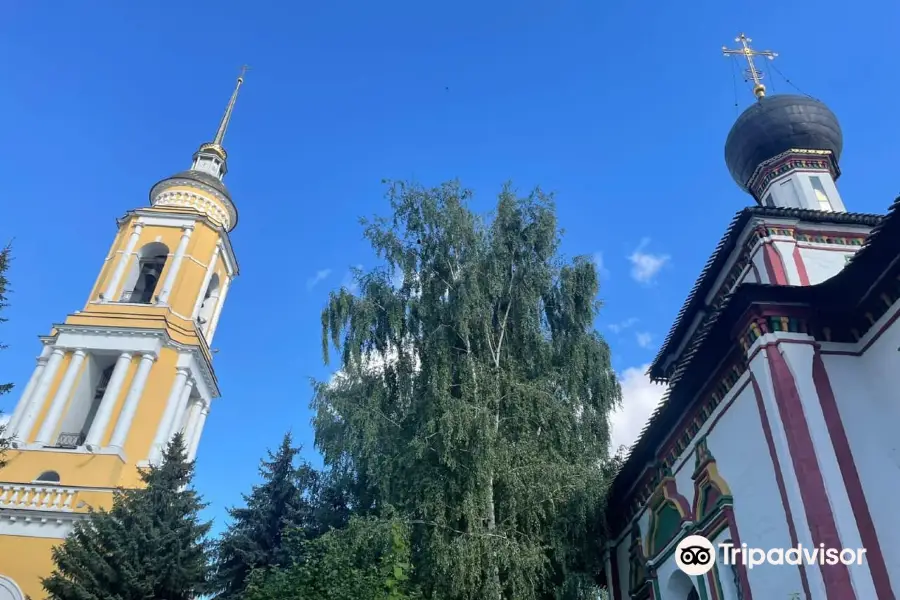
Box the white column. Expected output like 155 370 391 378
187 401 209 461
102 223 143 301
181 400 202 448
6 350 50 437
166 379 195 444
191 244 221 320
156 224 193 304
34 349 87 446
108 353 156 450
13 347 66 445
204 276 231 340
84 352 133 450
147 368 190 464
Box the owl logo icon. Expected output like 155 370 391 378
675 535 716 576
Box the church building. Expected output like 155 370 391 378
0 74 245 600
601 35 899 600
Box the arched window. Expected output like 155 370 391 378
687 589 700 600
122 242 169 303
35 470 60 483
197 273 221 329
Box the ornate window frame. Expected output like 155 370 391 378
645 467 692 559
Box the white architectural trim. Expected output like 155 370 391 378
34 349 86 446
0 575 25 600
45 324 221 398
6 349 50 436
148 367 191 465
192 244 221 320
205 276 231 341
12 348 66 446
167 379 195 449
157 224 194 304
17 443 126 461
0 509 86 539
102 222 143 301
186 402 209 461
85 352 133 450
108 353 156 449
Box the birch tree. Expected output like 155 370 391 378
314 181 621 600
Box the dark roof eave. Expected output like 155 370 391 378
612 196 900 512
648 207 884 381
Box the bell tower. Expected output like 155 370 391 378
0 71 246 600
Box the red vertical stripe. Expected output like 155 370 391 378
766 348 855 599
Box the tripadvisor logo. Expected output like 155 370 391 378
675 535 716 576
675 535 868 576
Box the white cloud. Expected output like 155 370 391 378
608 317 638 334
629 238 670 284
593 252 610 281
610 364 666 452
635 331 653 349
0 413 9 429
306 269 333 290
341 264 364 293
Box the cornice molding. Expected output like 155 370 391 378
43 324 221 399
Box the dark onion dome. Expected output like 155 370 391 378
724 94 843 191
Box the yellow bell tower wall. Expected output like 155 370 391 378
0 165 241 600
0 71 245 599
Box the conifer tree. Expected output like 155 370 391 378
0 244 14 467
211 432 317 599
42 434 211 600
314 181 622 600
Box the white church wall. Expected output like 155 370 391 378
824 311 900 592
655 549 698 599
710 527 741 600
771 240 801 285
705 382 805 598
798 247 854 284
749 247 770 285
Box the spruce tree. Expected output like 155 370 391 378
0 243 14 467
211 432 316 599
314 181 622 600
42 434 211 600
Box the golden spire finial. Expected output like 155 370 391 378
212 65 249 148
723 33 777 100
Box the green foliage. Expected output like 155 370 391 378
313 181 622 599
212 432 318 599
242 516 422 600
41 434 212 600
0 243 13 468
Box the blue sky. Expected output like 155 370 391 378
1 1 898 534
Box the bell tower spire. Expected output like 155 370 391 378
190 66 249 181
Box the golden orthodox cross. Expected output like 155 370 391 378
723 33 777 100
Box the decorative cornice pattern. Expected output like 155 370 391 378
748 149 839 200
149 177 238 232
153 189 232 231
